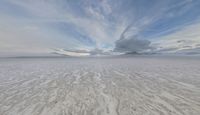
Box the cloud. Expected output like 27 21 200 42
113 0 200 54
114 38 151 53
151 21 200 54
179 47 200 55
89 48 112 56
53 48 112 57
52 49 90 57
0 0 200 56
114 22 152 53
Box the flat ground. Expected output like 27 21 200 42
0 56 200 115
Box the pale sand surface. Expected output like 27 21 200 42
0 56 200 115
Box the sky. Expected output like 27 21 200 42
0 0 200 56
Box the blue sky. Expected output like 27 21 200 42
0 0 200 56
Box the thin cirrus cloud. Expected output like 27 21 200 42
0 0 200 56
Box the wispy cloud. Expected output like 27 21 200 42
152 21 200 53
0 0 200 56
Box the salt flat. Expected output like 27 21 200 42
0 56 200 115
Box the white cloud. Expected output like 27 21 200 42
1 0 199 56
152 21 200 53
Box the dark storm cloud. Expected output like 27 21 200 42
114 23 152 53
114 38 151 53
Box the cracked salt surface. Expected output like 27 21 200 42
0 56 200 115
